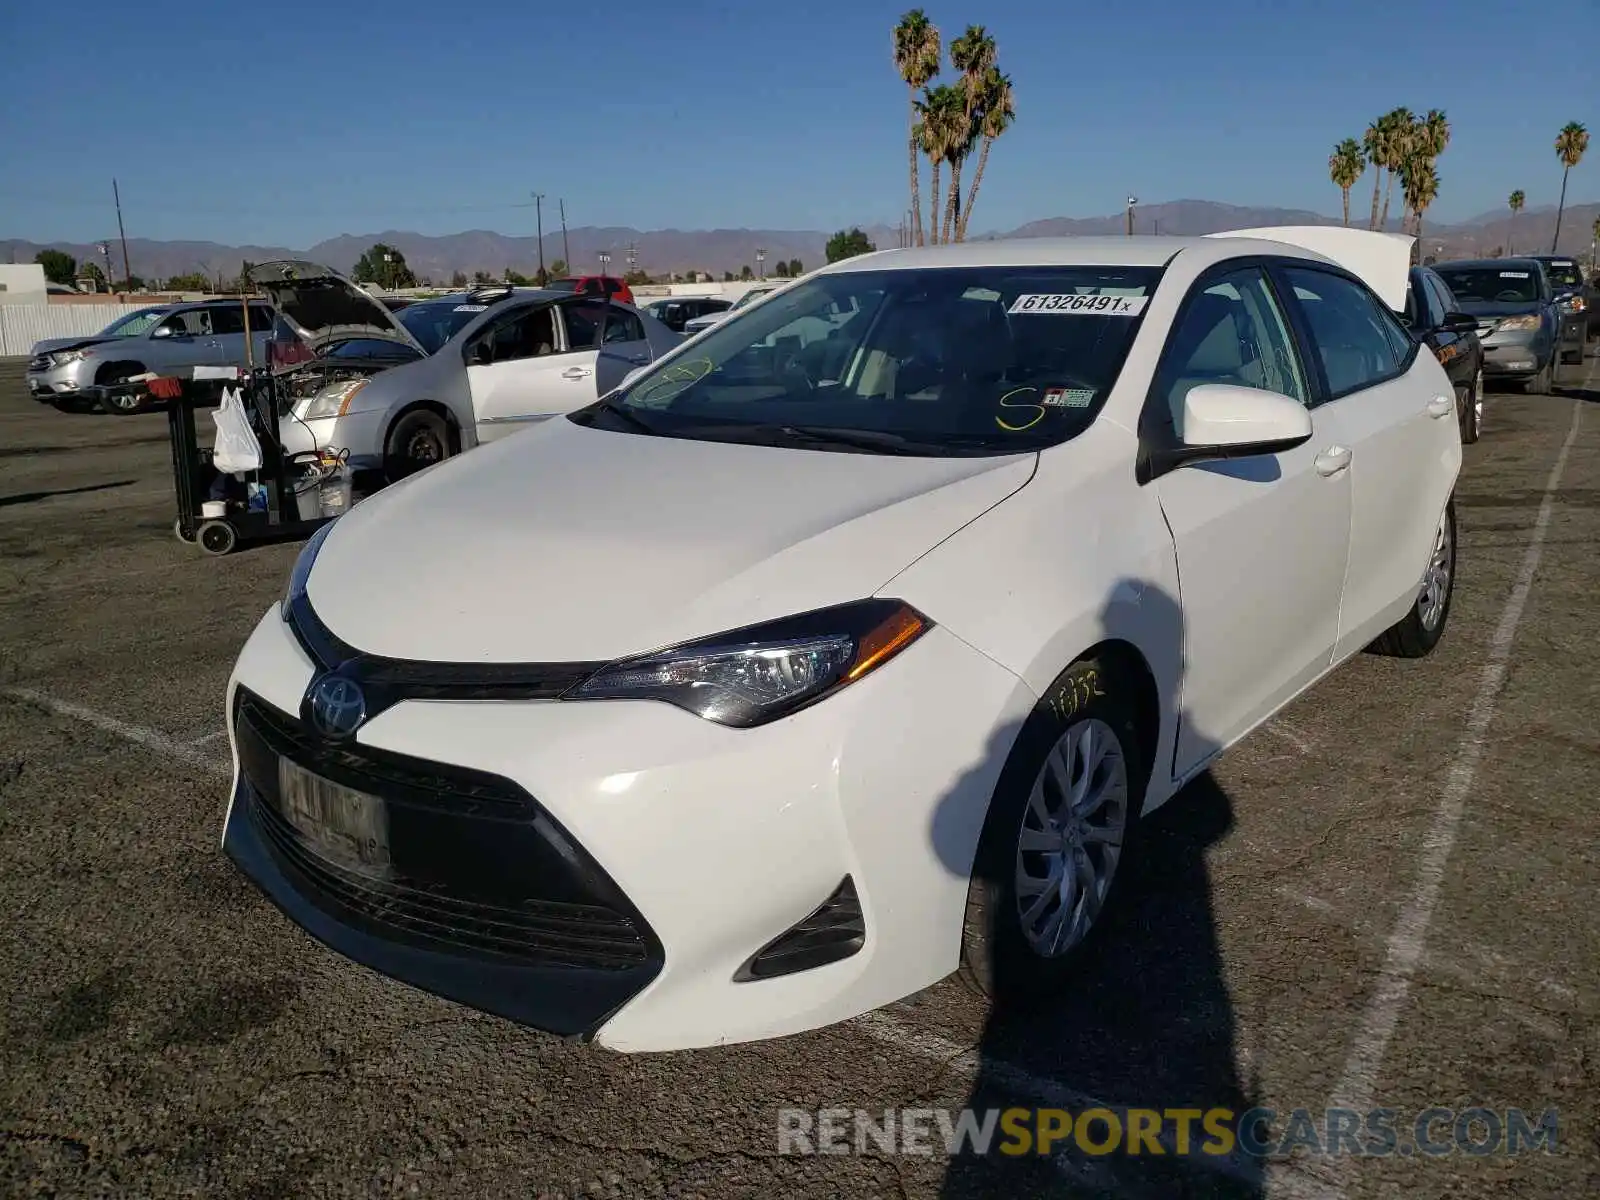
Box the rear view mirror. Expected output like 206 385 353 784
1178 383 1312 453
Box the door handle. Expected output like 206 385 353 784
1426 394 1454 418
561 366 594 380
1314 445 1352 476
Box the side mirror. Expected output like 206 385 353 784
1141 383 1313 480
1440 311 1479 334
151 325 174 338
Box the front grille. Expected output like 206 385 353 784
235 688 654 971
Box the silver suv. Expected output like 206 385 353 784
28 300 277 413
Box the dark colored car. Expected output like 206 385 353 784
1526 255 1597 341
1401 265 1485 443
641 295 732 332
1432 258 1583 395
545 275 635 305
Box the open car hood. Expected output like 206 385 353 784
1206 226 1415 313
247 260 426 356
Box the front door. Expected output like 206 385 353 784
464 303 565 443
1147 265 1352 777
560 299 654 398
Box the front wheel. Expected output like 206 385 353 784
383 408 452 482
197 520 237 556
1371 498 1455 658
958 657 1146 1009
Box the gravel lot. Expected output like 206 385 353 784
2 354 1597 1199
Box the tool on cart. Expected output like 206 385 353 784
156 366 351 556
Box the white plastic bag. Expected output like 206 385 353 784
210 386 262 474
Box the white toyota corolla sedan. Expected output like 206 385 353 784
222 227 1461 1053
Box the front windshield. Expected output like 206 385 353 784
600 265 1162 455
398 299 490 354
731 287 774 310
1435 267 1540 305
1541 261 1582 290
99 307 167 337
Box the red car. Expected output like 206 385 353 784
545 274 634 304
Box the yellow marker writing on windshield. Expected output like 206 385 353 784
995 386 1045 432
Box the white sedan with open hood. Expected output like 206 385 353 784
250 261 681 482
222 229 1461 1052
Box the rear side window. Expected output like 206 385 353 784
1281 267 1409 398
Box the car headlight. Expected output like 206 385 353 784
52 349 90 365
301 379 369 420
282 520 336 620
564 599 930 727
1494 314 1540 332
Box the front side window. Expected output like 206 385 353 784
159 309 212 337
1155 268 1308 429
1281 267 1408 398
478 305 557 363
1434 266 1540 305
603 265 1162 455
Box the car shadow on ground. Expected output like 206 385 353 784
930 580 1264 1198
0 479 137 509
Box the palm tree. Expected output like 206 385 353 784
1403 157 1439 251
893 11 942 247
1507 189 1524 254
1378 107 1415 231
914 86 961 245
948 25 996 244
1417 109 1450 160
1329 138 1365 227
957 67 1015 242
1362 117 1387 230
1551 121 1589 252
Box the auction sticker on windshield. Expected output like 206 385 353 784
454 304 488 312
1008 294 1148 315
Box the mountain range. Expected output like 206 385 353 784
4 199 1595 285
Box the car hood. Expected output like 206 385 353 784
1451 299 1543 318
307 419 1036 662
31 335 116 357
248 260 426 356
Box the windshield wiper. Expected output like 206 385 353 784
771 425 929 454
584 396 661 434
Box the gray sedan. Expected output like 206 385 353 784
252 262 682 481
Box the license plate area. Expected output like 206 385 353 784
277 756 393 880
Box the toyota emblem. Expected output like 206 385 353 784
307 673 366 739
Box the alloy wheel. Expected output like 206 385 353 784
1014 717 1130 958
1418 510 1453 631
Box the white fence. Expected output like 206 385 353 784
0 304 152 357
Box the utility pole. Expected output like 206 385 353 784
756 247 765 280
1126 195 1138 237
113 179 132 289
97 243 113 293
559 199 571 268
625 242 638 281
532 192 546 282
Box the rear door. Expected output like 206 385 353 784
560 299 654 397
1273 263 1457 662
1145 263 1350 775
462 302 565 442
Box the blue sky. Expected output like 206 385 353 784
1 0 1592 247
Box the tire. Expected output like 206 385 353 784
1524 357 1553 395
1458 370 1480 445
174 517 196 544
383 408 452 482
957 656 1148 1010
1371 497 1455 659
197 520 237 556
96 364 147 415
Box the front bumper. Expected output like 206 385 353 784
279 408 387 472
26 362 89 396
1479 334 1548 377
221 601 1033 1052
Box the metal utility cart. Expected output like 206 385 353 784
140 368 341 556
